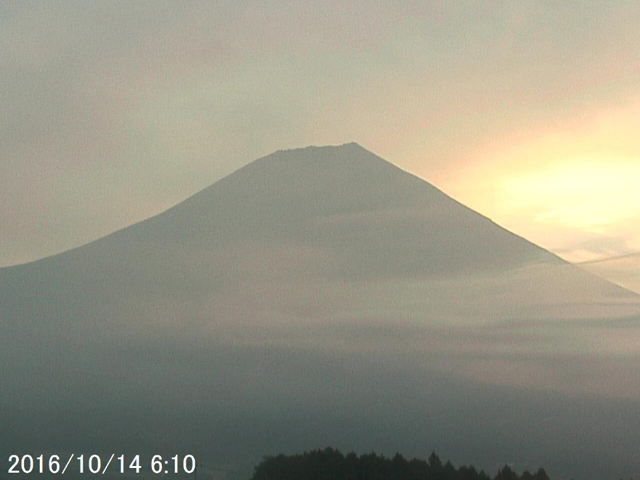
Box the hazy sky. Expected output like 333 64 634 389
2 1 639 290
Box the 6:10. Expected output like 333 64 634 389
151 454 196 474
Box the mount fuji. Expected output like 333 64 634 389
1 144 639 479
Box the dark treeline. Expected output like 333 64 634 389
250 447 550 480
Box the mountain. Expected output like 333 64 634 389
1 143 639 480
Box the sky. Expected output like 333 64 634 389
1 1 639 292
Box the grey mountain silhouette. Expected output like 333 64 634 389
1 143 639 480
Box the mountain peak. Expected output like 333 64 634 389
252 142 394 173
275 142 364 153
163 142 444 229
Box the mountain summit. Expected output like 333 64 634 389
1 144 639 479
149 142 559 277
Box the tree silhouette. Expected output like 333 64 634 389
250 448 551 480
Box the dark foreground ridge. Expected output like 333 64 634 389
251 448 550 480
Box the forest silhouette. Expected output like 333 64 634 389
250 447 551 480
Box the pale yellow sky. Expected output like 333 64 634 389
441 96 640 259
433 95 640 293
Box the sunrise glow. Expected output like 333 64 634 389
498 159 640 234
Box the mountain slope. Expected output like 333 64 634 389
1 143 639 480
